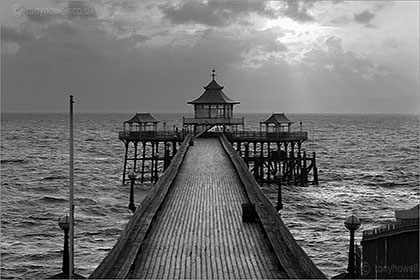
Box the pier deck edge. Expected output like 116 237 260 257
219 133 326 279
89 134 192 279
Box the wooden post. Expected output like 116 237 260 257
284 142 288 183
150 141 155 183
154 142 159 182
244 142 249 167
297 142 302 158
288 151 293 184
260 142 264 186
133 141 138 174
301 151 307 186
173 141 177 155
276 176 283 211
122 141 129 185
252 142 256 178
141 142 146 183
267 142 271 182
164 142 170 169
276 142 280 176
313 152 318 185
297 147 302 185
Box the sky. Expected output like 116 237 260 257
1 0 419 113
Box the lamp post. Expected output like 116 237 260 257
128 172 137 213
58 215 70 276
345 215 361 278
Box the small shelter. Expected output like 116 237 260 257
123 113 160 133
188 69 240 119
261 113 293 133
184 69 243 136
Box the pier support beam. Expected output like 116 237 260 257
122 141 129 185
276 176 283 211
313 152 318 185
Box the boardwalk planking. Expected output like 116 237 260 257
220 134 326 279
127 138 287 279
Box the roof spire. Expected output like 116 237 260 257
211 68 216 81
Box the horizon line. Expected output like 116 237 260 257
1 111 418 115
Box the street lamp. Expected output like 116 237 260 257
345 215 361 278
128 171 137 213
58 215 70 277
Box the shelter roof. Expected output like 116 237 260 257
261 113 293 124
125 113 160 124
188 70 239 105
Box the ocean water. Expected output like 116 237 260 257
1 113 419 279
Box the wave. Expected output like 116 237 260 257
40 196 67 203
42 175 67 181
1 159 28 164
77 197 97 205
80 207 107 217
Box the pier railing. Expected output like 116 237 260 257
182 116 244 125
90 135 192 279
119 131 186 141
225 131 308 141
219 134 325 279
362 218 419 240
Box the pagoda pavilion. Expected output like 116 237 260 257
183 70 244 137
260 113 293 133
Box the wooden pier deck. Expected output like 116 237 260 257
90 135 325 279
127 138 285 279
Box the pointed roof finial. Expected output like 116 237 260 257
211 69 216 81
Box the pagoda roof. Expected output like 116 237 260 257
188 77 239 105
261 113 293 124
125 113 160 124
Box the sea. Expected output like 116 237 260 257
1 113 419 279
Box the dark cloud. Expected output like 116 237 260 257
207 1 276 18
160 0 275 27
161 1 226 27
354 10 375 24
283 0 314 22
1 26 35 43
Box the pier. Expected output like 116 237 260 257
90 135 324 279
91 71 324 279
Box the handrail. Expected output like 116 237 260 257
219 133 325 279
225 131 308 141
362 219 419 240
182 117 244 125
89 134 192 279
119 130 187 140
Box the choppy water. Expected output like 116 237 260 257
1 113 419 279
